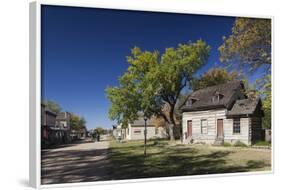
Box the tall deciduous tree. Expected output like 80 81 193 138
79 117 86 128
106 40 210 140
94 127 106 135
219 17 272 129
70 114 81 130
256 75 271 129
70 114 86 130
219 18 271 72
192 68 239 91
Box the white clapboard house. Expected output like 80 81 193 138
180 81 264 145
113 113 168 140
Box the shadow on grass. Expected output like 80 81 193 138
108 141 270 180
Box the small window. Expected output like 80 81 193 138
134 129 141 134
187 98 197 106
187 99 193 106
233 118 241 134
201 119 208 134
212 92 224 103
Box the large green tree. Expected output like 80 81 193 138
70 114 81 130
192 68 239 91
106 40 210 140
255 75 271 129
70 114 86 130
94 127 106 135
219 17 271 72
79 117 86 128
219 17 272 129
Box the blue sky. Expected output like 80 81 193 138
41 5 260 129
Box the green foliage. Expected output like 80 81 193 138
106 40 210 133
79 117 86 128
70 114 86 130
70 114 80 130
94 127 106 135
257 75 271 129
253 140 271 146
233 141 247 147
219 18 271 72
192 68 239 90
223 142 232 147
43 100 62 114
219 18 272 129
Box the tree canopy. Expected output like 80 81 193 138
219 17 272 129
94 127 106 135
43 100 62 114
106 40 210 139
70 114 86 130
219 18 271 72
192 68 239 91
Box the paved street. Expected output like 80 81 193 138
41 137 110 184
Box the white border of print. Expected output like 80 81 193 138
29 0 274 189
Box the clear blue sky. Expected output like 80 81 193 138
41 5 260 129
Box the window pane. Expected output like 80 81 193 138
201 119 208 134
233 118 240 134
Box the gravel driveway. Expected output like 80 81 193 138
41 138 110 184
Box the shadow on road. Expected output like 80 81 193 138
41 140 110 185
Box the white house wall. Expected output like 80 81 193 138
182 109 250 145
126 124 167 140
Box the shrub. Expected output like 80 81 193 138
234 141 247 147
223 142 232 147
254 140 271 146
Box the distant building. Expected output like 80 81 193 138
56 112 72 143
70 126 87 140
112 125 118 139
41 104 58 147
114 113 168 141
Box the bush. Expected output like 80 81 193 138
223 142 232 147
234 141 247 147
253 140 271 146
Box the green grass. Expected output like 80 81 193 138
233 141 248 147
223 142 232 147
253 140 271 146
107 140 271 180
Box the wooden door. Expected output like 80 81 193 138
187 120 192 137
217 119 224 138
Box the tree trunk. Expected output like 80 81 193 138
168 105 176 141
168 123 175 141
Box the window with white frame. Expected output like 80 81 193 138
201 119 208 134
233 118 241 134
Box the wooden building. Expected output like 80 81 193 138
181 81 264 145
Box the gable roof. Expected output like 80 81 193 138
130 117 155 127
227 98 262 116
181 81 245 112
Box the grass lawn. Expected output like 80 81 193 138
107 140 271 180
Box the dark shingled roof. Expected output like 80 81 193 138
227 98 262 116
130 112 155 127
130 117 154 127
181 81 245 112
